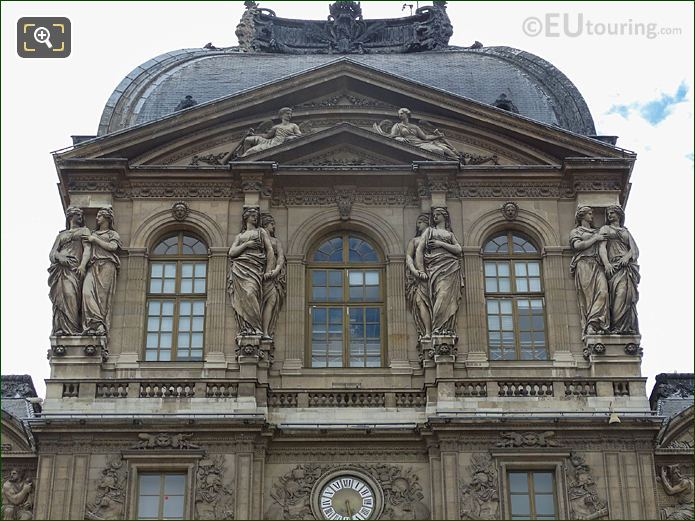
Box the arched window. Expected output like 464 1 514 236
308 234 384 368
145 233 208 361
483 231 547 360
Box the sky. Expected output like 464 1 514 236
1 1 693 398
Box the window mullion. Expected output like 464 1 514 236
158 474 165 519
528 472 536 520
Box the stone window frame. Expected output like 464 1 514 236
305 232 388 368
144 232 209 362
495 453 570 520
482 230 549 361
123 454 202 520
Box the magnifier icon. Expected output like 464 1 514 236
33 26 53 49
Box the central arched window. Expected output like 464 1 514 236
483 231 548 360
145 233 208 361
308 234 384 368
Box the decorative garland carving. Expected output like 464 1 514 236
195 456 236 520
567 453 608 520
495 431 559 448
113 182 243 199
458 453 499 519
131 432 200 450
85 457 127 520
272 188 418 207
265 463 429 520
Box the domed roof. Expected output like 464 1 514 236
98 47 595 137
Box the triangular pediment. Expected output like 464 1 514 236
57 59 633 171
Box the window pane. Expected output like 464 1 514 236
314 237 343 262
349 271 363 285
153 236 178 255
164 474 185 495
150 279 163 293
328 270 342 286
181 263 193 277
163 279 176 293
509 472 529 493
510 494 530 516
313 271 326 286
163 495 185 519
349 237 378 262
534 473 554 493
535 495 556 516
181 280 193 293
138 496 159 519
484 234 509 253
139 474 161 495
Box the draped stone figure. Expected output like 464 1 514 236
599 205 640 334
261 214 287 339
659 465 694 520
227 207 275 337
415 207 464 336
373 107 461 160
48 206 91 336
569 206 610 337
2 470 33 520
405 213 432 339
239 107 302 157
82 207 122 336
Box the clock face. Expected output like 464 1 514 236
319 476 375 520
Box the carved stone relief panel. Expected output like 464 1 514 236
567 452 608 520
195 456 236 520
458 453 499 520
85 457 127 520
265 463 430 520
658 465 694 520
1 468 35 521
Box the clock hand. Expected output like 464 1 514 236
345 499 353 517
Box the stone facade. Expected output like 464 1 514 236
3 3 693 520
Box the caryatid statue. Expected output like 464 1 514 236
405 213 432 339
598 205 640 335
82 207 122 336
48 206 91 336
227 207 275 338
569 206 610 337
415 207 464 337
261 214 286 339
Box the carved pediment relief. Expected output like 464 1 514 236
296 89 398 110
288 144 394 166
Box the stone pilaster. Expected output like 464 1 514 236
386 255 412 372
117 249 147 367
543 248 575 366
282 257 305 371
204 247 229 368
462 248 488 367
